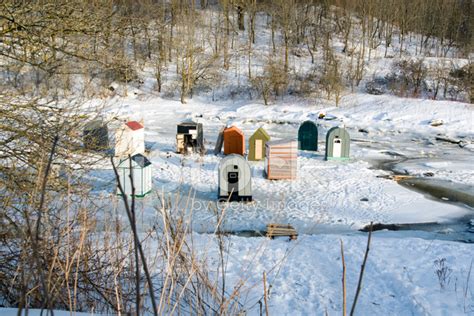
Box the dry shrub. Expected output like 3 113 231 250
251 58 289 105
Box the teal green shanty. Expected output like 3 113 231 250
325 127 350 160
298 121 318 151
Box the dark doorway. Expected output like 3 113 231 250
228 170 239 200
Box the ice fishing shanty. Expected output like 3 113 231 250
218 154 252 202
325 127 350 160
248 127 271 161
223 126 245 156
265 139 297 180
83 120 109 151
176 121 204 154
298 120 318 151
115 121 145 158
117 153 152 197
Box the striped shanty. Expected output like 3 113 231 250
264 139 297 180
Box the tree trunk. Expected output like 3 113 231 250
271 15 276 54
284 32 289 73
238 6 245 31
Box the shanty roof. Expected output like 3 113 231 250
250 127 270 140
300 120 317 127
118 153 151 168
220 153 247 163
178 120 198 126
126 121 143 131
326 126 350 137
131 153 151 167
266 138 297 147
224 126 244 135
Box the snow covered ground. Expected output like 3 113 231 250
73 92 474 315
194 232 474 315
59 14 474 313
5 231 472 315
5 59 474 316
92 92 473 233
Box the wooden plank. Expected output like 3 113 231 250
269 170 296 174
268 169 297 174
214 127 225 154
268 173 295 179
393 175 414 182
267 228 295 231
267 174 297 180
268 228 295 230
268 152 295 155
268 165 296 169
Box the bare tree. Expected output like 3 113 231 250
251 57 288 105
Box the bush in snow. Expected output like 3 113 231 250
251 58 288 105
365 76 388 95
380 59 470 102
389 59 428 97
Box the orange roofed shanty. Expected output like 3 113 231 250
223 126 245 155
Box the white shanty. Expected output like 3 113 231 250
115 121 145 158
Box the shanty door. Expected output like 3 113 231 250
227 170 239 197
300 133 314 150
176 134 184 153
255 139 263 160
184 135 194 154
333 138 342 158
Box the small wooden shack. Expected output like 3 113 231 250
214 127 225 154
265 139 297 180
248 127 271 161
298 121 318 151
115 121 145 158
83 120 109 151
117 153 152 197
218 154 252 202
325 127 350 160
176 121 204 154
223 126 245 156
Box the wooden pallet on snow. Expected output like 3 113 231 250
266 223 298 240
